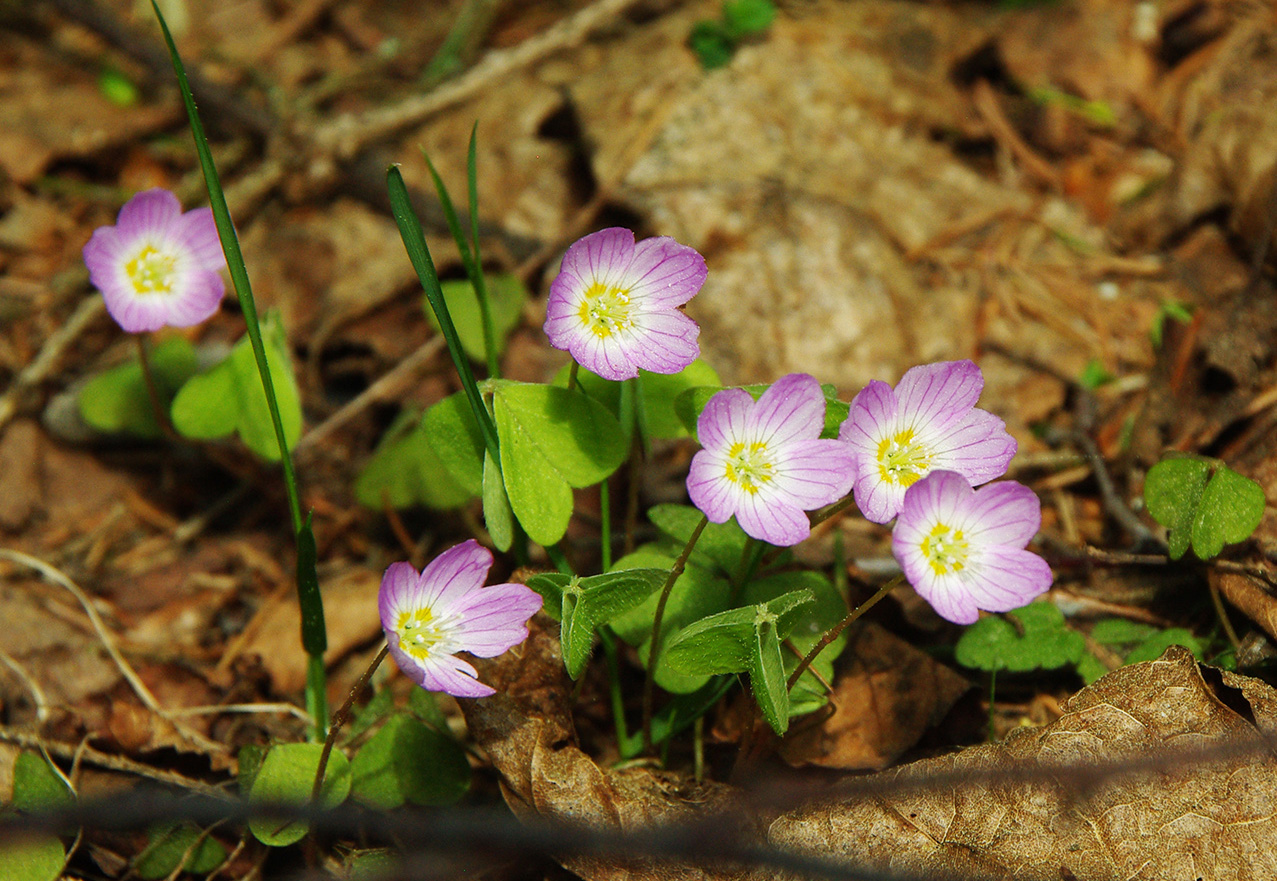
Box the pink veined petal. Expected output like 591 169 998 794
853 470 906 525
417 652 495 698
625 237 707 308
696 387 753 453
386 640 432 689
960 480 1042 547
915 573 981 625
748 373 825 447
115 189 182 240
171 207 225 271
416 540 493 614
574 326 638 381
449 583 543 657
893 360 984 434
102 290 174 334
378 561 424 631
839 380 897 458
923 408 1016 486
544 298 591 354
161 270 225 327
962 547 1053 613
82 227 127 287
686 451 739 524
900 470 972 527
734 489 810 547
627 309 700 375
564 228 635 291
771 438 855 508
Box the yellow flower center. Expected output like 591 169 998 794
724 440 775 495
125 245 178 296
577 281 634 339
395 606 444 662
876 428 932 487
919 522 970 576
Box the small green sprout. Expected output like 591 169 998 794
1144 454 1265 560
689 0 777 70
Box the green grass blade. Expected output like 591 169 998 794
387 165 500 459
151 0 327 735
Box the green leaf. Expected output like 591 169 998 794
98 67 140 106
493 382 628 545
407 687 450 730
532 570 667 678
170 315 302 461
424 392 485 496
12 753 73 812
1193 465 1266 559
135 823 226 878
723 0 776 37
237 744 265 794
1144 456 1265 560
1075 652 1109 685
1090 619 1157 646
750 610 789 735
248 743 351 847
427 276 526 364
954 601 1085 673
648 504 750 576
78 337 198 438
553 360 721 440
350 715 470 809
607 548 732 645
344 686 397 744
689 20 734 69
664 589 814 677
0 837 64 881
1078 358 1115 390
743 571 847 714
482 450 514 552
1124 628 1203 665
356 410 472 510
346 848 399 880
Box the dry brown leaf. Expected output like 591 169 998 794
778 622 969 772
771 646 1277 880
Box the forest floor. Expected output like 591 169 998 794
2 0 1277 878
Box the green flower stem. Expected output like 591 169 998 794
597 626 630 755
388 165 500 461
134 335 174 439
809 493 857 529
566 360 580 392
151 0 327 734
312 644 388 803
785 574 902 691
642 514 708 751
599 478 613 572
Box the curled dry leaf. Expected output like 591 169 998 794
771 646 1277 881
468 618 1277 881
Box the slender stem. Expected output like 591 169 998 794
566 360 580 392
597 627 629 756
599 478 612 572
642 515 708 751
624 434 641 556
134 335 174 439
312 644 388 802
786 575 901 691
809 494 857 530
1209 581 1242 652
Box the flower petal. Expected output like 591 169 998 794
626 236 707 308
417 652 495 699
449 583 543 657
772 438 855 508
627 309 700 375
378 561 423 631
686 450 738 524
696 387 752 453
116 188 182 240
925 409 1016 486
960 480 1042 546
562 227 635 291
171 207 225 271
839 380 897 458
735 489 810 546
416 539 493 614
964 547 1053 612
893 360 984 433
747 373 824 446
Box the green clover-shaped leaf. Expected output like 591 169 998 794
1144 456 1266 560
955 601 1084 673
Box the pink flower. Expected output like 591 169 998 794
839 360 1016 524
83 188 226 333
892 470 1052 625
379 540 542 698
687 373 855 547
544 228 706 381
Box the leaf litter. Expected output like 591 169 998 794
2 0 1277 878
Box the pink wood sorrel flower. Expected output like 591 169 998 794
82 188 226 333
544 227 706 381
379 540 542 698
687 373 855 547
892 470 1052 625
839 360 1016 525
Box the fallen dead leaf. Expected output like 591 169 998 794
779 622 969 772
